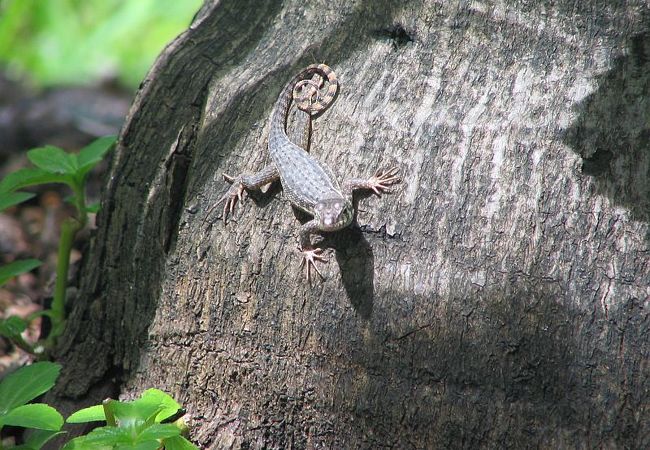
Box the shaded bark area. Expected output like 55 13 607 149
54 1 648 449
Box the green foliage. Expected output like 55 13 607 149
0 362 194 449
0 136 115 195
0 0 202 88
161 435 198 450
0 192 35 213
0 315 27 344
65 404 106 424
0 273 38 351
0 136 115 353
64 389 197 450
0 362 63 442
14 429 66 450
0 260 41 287
0 362 60 412
0 404 63 430
0 193 43 343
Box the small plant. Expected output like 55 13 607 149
0 361 196 449
0 136 116 353
64 389 197 450
0 361 64 450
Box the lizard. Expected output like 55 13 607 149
210 64 400 281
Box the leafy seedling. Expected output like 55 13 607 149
64 389 197 450
0 136 115 351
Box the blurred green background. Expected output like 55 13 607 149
0 0 203 89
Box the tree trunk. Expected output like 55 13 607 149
53 1 649 448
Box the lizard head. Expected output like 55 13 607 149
314 197 353 231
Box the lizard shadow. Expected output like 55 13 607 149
326 226 374 320
247 180 283 209
293 207 375 320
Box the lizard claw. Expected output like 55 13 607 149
205 173 246 223
368 167 401 196
299 247 327 283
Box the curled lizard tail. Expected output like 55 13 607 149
270 64 338 137
292 64 338 116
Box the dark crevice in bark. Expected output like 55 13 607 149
162 122 198 254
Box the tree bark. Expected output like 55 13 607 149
53 1 649 448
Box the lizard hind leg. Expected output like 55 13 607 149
299 247 328 283
297 220 328 283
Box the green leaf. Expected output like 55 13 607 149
0 316 28 339
163 436 199 450
136 424 179 442
0 362 61 413
0 167 74 193
109 401 145 428
106 399 140 428
27 146 78 174
16 429 66 450
60 436 102 450
138 389 182 423
75 426 132 445
66 404 107 424
0 259 41 286
77 136 116 172
0 404 63 431
85 202 101 214
0 191 35 212
118 442 159 450
110 390 175 428
66 390 187 447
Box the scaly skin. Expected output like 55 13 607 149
211 64 400 281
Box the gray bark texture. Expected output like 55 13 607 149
53 0 649 448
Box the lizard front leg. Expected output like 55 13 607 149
298 220 327 282
342 167 401 197
206 164 279 223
